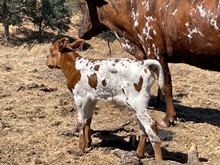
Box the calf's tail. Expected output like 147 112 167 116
144 59 164 92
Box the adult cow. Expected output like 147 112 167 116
78 0 220 127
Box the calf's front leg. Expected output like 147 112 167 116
78 118 93 152
76 98 96 153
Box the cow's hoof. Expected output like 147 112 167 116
67 149 84 156
84 145 94 152
161 118 176 127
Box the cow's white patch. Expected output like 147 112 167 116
131 7 139 27
210 17 220 31
134 19 138 27
142 1 149 11
172 9 178 16
121 39 134 52
114 32 136 54
152 44 160 60
185 23 204 42
207 43 213 47
137 33 149 55
131 0 160 59
143 16 155 41
197 4 206 17
165 3 171 11
142 16 159 58
192 2 220 32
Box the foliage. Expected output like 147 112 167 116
66 0 80 13
97 30 117 56
0 0 24 41
24 0 72 41
97 30 117 43
0 0 24 26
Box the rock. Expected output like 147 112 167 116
113 149 141 165
187 143 201 164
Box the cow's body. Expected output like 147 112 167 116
46 38 164 160
78 0 220 126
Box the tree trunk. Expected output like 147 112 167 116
107 41 112 56
3 24 9 42
2 0 9 42
38 21 43 43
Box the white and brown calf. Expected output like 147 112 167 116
46 37 164 160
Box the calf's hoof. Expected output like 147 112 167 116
136 151 145 159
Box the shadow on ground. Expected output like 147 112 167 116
150 96 220 127
0 28 91 50
92 131 189 164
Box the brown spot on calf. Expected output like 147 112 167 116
102 79 107 87
94 65 100 71
134 76 143 92
88 73 98 89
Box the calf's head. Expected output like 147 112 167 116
46 38 84 69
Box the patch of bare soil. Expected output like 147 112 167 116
0 22 220 165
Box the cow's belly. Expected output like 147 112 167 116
167 49 220 71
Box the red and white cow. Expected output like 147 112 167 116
78 0 220 127
46 37 164 160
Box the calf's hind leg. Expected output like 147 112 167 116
136 132 147 158
136 112 162 160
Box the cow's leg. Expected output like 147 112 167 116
160 60 176 126
156 88 163 107
136 112 162 160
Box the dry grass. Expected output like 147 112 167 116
0 18 220 165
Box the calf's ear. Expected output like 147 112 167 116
69 39 85 50
58 38 69 51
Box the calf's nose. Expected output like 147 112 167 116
46 52 51 59
46 60 54 69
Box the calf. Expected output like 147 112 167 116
46 37 164 160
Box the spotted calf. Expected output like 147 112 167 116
46 37 164 160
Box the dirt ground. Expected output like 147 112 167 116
0 20 220 165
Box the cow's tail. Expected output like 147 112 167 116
144 59 164 92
